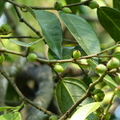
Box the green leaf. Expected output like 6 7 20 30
56 77 94 114
33 10 63 59
113 0 120 11
70 102 100 120
59 11 100 55
97 7 120 42
0 112 21 120
0 0 5 16
0 106 16 112
10 39 42 47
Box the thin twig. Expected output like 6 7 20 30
1 36 40 39
13 5 42 37
4 0 92 10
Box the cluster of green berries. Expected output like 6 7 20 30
54 1 72 13
96 57 120 74
54 1 99 13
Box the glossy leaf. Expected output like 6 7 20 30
59 11 100 55
97 7 120 42
113 0 120 11
56 77 93 114
70 102 100 120
0 112 21 120
10 39 42 47
33 10 63 59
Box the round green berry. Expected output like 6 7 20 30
0 54 5 64
107 57 120 69
73 50 81 59
88 1 99 9
62 7 72 14
78 59 89 68
94 92 105 102
29 45 35 52
49 115 58 120
96 64 107 73
54 1 63 10
54 64 64 73
27 53 37 62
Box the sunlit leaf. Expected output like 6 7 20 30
59 11 100 55
0 112 21 120
70 102 100 120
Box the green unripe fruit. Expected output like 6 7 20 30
114 47 120 53
0 54 5 64
94 92 105 102
62 7 72 14
29 45 35 52
49 115 58 120
96 64 107 73
73 50 81 59
54 64 64 73
88 1 99 9
78 59 89 68
27 53 37 62
107 57 120 69
54 1 63 10
0 24 11 35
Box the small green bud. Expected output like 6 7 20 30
107 57 120 69
62 7 72 14
54 64 64 73
73 50 81 59
49 115 58 120
96 64 107 73
54 1 63 10
27 53 37 62
88 1 99 9
0 54 5 64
